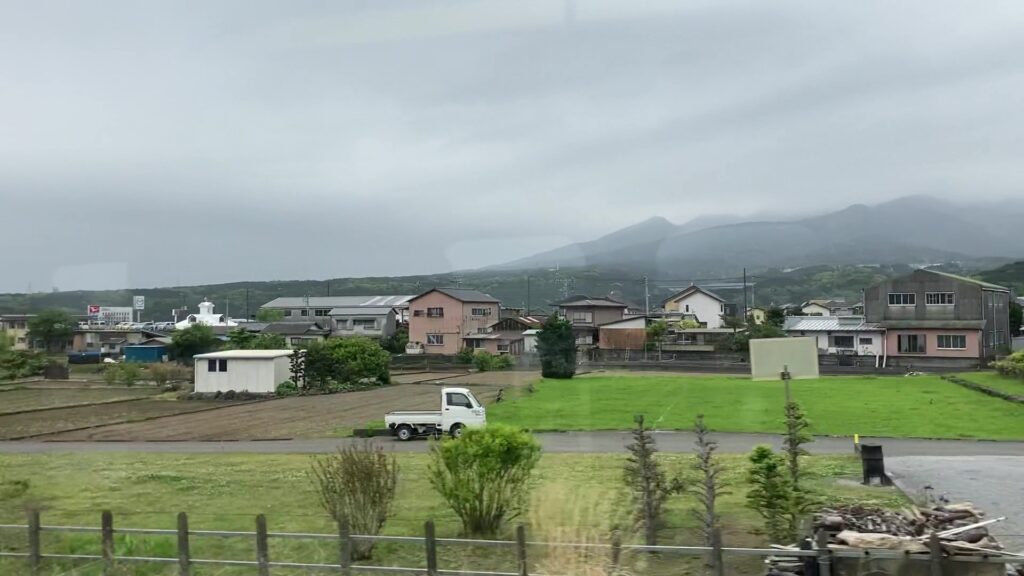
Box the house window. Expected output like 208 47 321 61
207 359 217 372
684 304 690 313
936 334 966 350
471 308 491 317
218 359 228 372
426 334 444 345
427 307 444 318
858 337 873 346
314 309 330 316
720 304 725 313
353 319 377 329
571 311 593 324
925 292 955 306
888 293 916 306
497 343 510 353
469 339 484 349
283 309 292 317
832 335 855 348
897 334 926 354
413 310 424 317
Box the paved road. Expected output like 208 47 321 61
888 456 1024 551
2 431 1022 455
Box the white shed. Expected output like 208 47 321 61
193 350 293 394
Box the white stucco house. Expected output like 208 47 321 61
661 285 727 329
782 316 884 357
174 300 239 330
193 349 292 394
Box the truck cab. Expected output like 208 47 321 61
384 387 486 441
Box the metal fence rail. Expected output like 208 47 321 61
0 510 1018 576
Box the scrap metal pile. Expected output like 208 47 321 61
766 503 1023 575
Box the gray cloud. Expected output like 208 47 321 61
2 0 1023 290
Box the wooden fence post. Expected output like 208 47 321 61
424 520 438 576
338 518 352 576
177 512 191 576
27 508 40 575
815 529 831 576
928 532 942 576
610 528 622 571
515 524 528 576
101 510 114 574
255 514 270 576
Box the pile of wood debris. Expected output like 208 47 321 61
765 503 1023 575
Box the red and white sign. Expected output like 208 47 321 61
87 305 101 316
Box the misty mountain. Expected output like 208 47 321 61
496 196 1024 275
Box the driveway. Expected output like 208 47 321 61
2 431 1022 456
888 456 1024 552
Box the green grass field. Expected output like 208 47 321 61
0 452 901 576
487 373 1024 440
955 371 1024 397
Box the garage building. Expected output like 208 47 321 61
193 350 293 394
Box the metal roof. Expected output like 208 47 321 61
879 320 986 330
261 295 414 308
783 316 882 332
263 322 330 336
922 270 1009 292
556 295 628 308
194 350 293 359
328 307 396 316
412 287 500 303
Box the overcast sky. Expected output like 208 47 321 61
2 0 1023 291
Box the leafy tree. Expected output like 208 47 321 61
720 314 746 330
289 349 306 387
0 330 11 354
27 309 74 352
455 346 475 364
149 364 170 387
1010 301 1022 339
251 333 286 349
311 444 398 560
624 415 682 546
380 327 409 354
226 328 256 350
745 446 792 542
255 308 285 322
717 323 786 353
764 307 786 328
170 325 218 364
646 320 668 343
536 315 576 379
677 318 700 329
429 424 541 536
304 337 390 390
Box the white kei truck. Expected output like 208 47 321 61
384 387 486 441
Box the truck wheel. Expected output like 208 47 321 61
395 425 414 441
450 423 464 438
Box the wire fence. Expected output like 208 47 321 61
0 509 1019 576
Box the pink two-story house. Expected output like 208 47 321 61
407 288 501 355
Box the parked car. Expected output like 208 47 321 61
384 387 486 440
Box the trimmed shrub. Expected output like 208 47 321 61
991 351 1024 379
472 351 496 372
429 424 541 536
275 380 299 397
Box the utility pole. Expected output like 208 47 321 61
742 268 748 320
326 281 331 297
526 276 531 315
245 288 249 320
643 275 650 315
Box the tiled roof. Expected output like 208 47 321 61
430 288 501 303
328 307 395 316
557 295 628 308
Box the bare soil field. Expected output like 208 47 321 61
439 370 541 387
0 399 238 440
0 387 159 414
389 371 466 384
42 382 506 441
